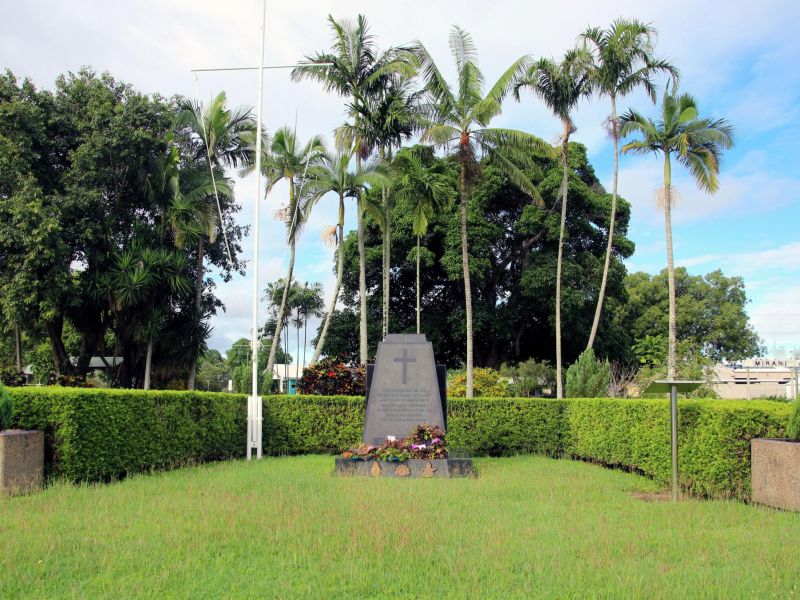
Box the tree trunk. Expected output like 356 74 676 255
187 237 204 390
555 124 571 399
311 196 345 366
382 188 390 339
284 319 289 391
266 241 296 388
460 164 474 398
14 325 22 372
357 190 368 365
302 311 307 371
587 94 618 350
664 153 677 380
45 317 73 378
416 235 421 334
296 307 301 384
144 339 153 390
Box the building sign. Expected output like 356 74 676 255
741 358 800 368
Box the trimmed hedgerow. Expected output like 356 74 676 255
788 400 800 441
566 398 790 499
263 395 364 454
6 388 792 500
9 387 245 481
447 398 567 456
0 381 12 431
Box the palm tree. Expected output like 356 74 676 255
102 246 191 390
303 149 389 365
295 282 324 369
620 89 733 378
581 20 679 350
513 50 592 399
176 92 255 388
247 127 326 389
357 75 420 338
292 14 414 365
413 26 552 397
391 146 454 333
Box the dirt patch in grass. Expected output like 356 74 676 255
631 490 674 502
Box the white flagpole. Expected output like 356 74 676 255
248 0 267 460
191 1 330 460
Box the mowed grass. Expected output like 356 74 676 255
2 456 799 599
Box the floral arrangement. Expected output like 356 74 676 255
341 424 447 462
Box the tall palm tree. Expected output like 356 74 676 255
358 75 420 338
247 126 326 388
303 149 389 365
620 89 733 378
176 92 255 388
513 50 592 399
413 26 552 397
292 14 414 365
581 20 679 350
391 146 454 333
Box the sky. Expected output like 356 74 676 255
2 0 799 361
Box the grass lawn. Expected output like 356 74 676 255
2 456 799 598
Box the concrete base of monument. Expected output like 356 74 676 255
334 458 475 478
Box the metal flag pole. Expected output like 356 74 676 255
247 0 267 460
190 0 332 460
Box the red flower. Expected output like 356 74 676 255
328 371 335 377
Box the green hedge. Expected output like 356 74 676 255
9 388 245 481
7 388 792 500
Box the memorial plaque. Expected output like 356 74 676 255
362 334 445 445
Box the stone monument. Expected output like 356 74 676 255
362 334 445 445
335 334 473 478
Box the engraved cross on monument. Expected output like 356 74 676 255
362 334 446 445
393 350 416 384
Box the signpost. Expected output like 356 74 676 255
643 379 704 501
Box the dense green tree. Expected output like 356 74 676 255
413 26 552 397
620 89 734 378
619 268 762 362
0 69 247 387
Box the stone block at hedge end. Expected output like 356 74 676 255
0 430 44 496
751 438 800 511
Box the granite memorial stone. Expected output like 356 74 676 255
362 334 445 445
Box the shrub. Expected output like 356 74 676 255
500 359 555 397
788 400 800 441
298 356 365 396
8 387 246 481
0 382 12 431
0 368 25 387
448 367 510 398
565 349 611 398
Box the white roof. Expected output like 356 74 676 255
271 364 304 379
24 356 123 374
